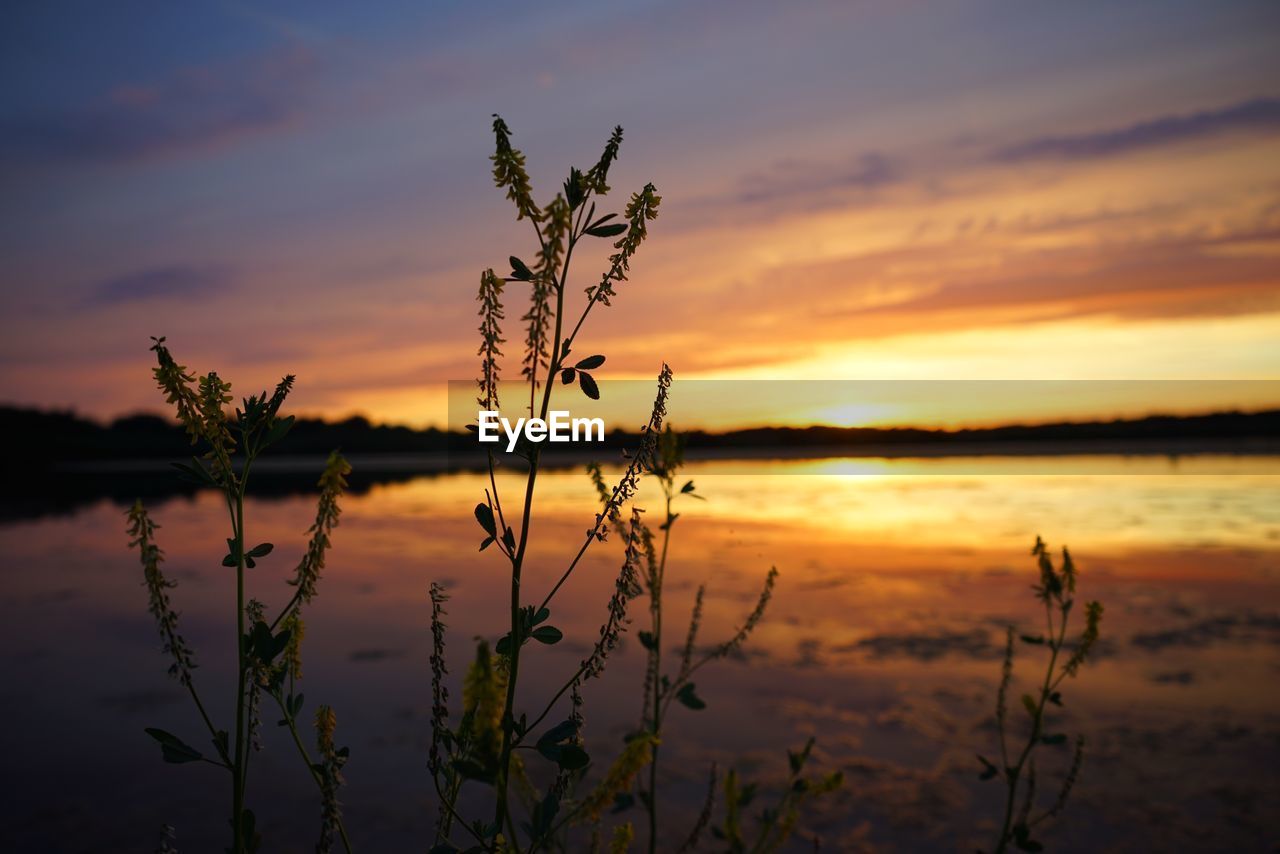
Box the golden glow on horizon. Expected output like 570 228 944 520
807 402 901 428
297 129 1280 430
323 312 1280 431
70 110 1273 431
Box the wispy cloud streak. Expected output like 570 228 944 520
0 48 316 166
83 265 235 307
995 96 1280 162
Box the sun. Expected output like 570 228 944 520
805 402 900 428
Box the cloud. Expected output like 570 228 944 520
348 647 408 662
1130 611 1280 651
834 627 1000 661
736 151 900 206
83 265 234 306
0 47 316 166
1150 669 1196 685
824 224 1280 326
994 96 1280 162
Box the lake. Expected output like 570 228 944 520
3 454 1277 851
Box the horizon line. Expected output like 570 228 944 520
6 400 1278 437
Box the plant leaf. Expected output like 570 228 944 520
574 354 606 370
585 222 627 238
676 682 706 710
261 414 295 448
537 719 579 750
509 256 533 281
976 754 999 781
578 372 600 400
474 503 497 537
145 728 203 764
171 460 218 487
557 743 590 770
1013 824 1044 852
564 168 585 210
531 625 563 645
222 537 240 568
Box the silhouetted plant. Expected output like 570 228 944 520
587 427 783 853
428 116 670 852
712 738 843 852
978 537 1104 853
127 337 352 854
425 116 823 854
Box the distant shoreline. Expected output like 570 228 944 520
5 404 1278 473
53 436 1280 476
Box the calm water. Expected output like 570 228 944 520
3 456 1278 852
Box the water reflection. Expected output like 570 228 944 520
2 457 1277 851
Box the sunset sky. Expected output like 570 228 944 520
2 1 1278 428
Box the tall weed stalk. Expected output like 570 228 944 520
713 738 843 853
429 116 671 852
979 538 1104 853
592 427 785 853
127 338 353 853
427 117 810 853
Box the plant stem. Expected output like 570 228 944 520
276 696 354 854
646 492 674 854
267 588 303 633
493 460 538 842
211 476 245 851
493 205 584 846
536 438 655 615
232 487 247 854
432 772 474 848
486 452 510 548
994 601 1069 854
